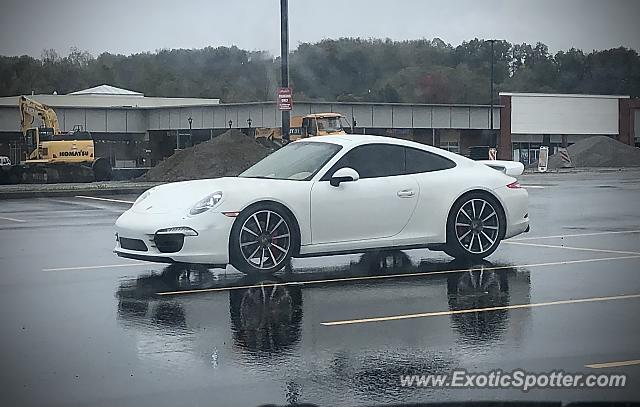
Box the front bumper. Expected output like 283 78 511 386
114 209 235 266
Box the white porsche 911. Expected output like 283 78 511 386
114 135 529 275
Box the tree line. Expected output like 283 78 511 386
1 38 638 104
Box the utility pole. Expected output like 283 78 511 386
280 0 290 142
487 39 497 147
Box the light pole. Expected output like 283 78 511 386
486 39 497 147
188 116 193 148
280 0 290 142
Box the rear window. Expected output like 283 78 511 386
404 147 456 173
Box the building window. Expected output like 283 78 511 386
439 141 460 154
513 142 569 165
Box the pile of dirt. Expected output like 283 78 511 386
544 136 640 169
140 129 272 182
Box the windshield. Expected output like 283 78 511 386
317 117 343 133
239 141 342 180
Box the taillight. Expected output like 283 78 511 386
507 181 522 189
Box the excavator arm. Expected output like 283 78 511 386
19 95 61 135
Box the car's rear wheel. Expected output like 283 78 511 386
445 192 503 259
230 204 296 275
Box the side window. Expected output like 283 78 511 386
404 147 456 173
307 118 317 136
323 144 405 179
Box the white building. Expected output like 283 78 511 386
498 92 637 162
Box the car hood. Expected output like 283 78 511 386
130 177 271 215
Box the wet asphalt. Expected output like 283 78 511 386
0 169 639 407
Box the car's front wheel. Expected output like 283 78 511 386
445 193 503 259
230 204 296 275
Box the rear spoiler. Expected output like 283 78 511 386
478 160 524 176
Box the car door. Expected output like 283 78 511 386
309 143 419 244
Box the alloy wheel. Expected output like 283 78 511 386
239 210 291 270
454 198 500 255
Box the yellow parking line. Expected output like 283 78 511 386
0 215 26 223
511 230 640 241
585 359 640 369
75 195 134 204
504 241 640 256
321 293 640 326
156 255 640 296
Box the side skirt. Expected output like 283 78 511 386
294 243 446 258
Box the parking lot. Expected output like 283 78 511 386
1 169 639 406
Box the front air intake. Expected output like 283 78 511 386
154 233 185 253
119 237 148 252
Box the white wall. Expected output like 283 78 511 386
511 94 620 135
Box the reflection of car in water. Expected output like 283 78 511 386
115 252 530 402
229 280 302 353
116 265 304 358
116 252 529 354
447 260 512 343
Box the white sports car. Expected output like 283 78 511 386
114 135 529 275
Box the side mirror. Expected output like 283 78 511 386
330 167 360 187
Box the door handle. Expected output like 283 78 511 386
397 189 415 198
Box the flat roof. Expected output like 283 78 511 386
217 101 503 108
0 94 221 109
0 96 503 110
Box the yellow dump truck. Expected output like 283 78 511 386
255 112 349 142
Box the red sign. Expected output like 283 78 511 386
277 87 293 111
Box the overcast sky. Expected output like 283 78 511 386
1 0 639 58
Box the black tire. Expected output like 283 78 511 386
445 192 505 260
229 203 297 276
92 157 112 181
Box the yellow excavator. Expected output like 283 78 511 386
255 112 349 143
8 96 111 183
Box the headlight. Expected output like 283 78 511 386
189 191 223 215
